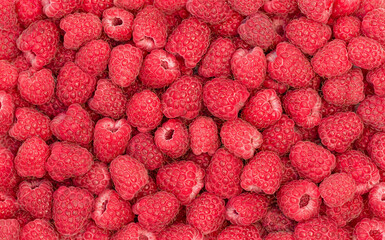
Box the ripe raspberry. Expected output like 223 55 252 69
217 225 262 240
82 0 113 17
262 207 295 232
186 0 232 24
353 218 385 240
73 161 111 195
154 119 189 158
367 63 385 97
153 0 187 14
50 104 94 145
294 216 339 240
0 147 18 193
102 7 134 42
264 231 294 240
0 219 20 240
189 116 220 156
111 222 156 240
53 186 94 236
75 40 110 77
15 0 44 27
285 17 331 55
0 61 18 92
161 76 202 120
9 107 51 142
319 173 356 208
362 8 385 46
156 161 205 205
261 115 303 155
321 99 353 118
0 0 18 31
333 16 361 42
211 11 244 37
0 191 18 219
331 0 361 18
355 127 378 152
357 95 385 131
139 49 180 88
322 68 365 107
41 0 81 19
76 221 111 240
166 17 211 68
186 192 225 235
20 219 58 240
348 36 385 70
109 44 143 88
203 78 249 120
113 0 145 10
241 89 282 129
157 223 203 240
227 0 264 16
37 96 66 120
368 182 385 219
231 46 266 90
318 112 363 153
326 194 364 227
0 29 20 61
0 134 21 156
368 132 385 171
45 43 76 75
0 91 15 136
238 12 275 50
16 20 59 69
134 176 158 201
110 155 149 201
297 0 334 24
264 0 298 15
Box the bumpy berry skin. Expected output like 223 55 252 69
0 91 15 135
367 63 385 97
42 0 81 19
227 0 264 16
357 95 385 131
347 36 385 70
187 192 226 235
277 180 321 222
203 78 249 121
262 207 295 232
50 104 94 145
186 0 232 24
109 44 143 88
82 0 113 17
362 8 385 46
53 186 94 237
157 161 205 205
76 221 111 240
75 40 111 77
333 16 361 42
157 223 203 240
217 225 262 240
336 150 380 195
264 231 294 240
289 141 336 183
294 216 339 240
9 107 51 142
0 29 20 61
331 0 361 18
153 0 187 14
0 61 18 91
0 191 18 219
16 20 59 69
205 148 243 199
241 151 283 194
102 7 134 42
231 47 266 90
326 195 364 227
0 147 18 193
368 132 385 171
267 42 314 89
318 112 363 153
319 173 356 208
297 0 334 24
368 182 385 219
166 17 211 68
353 218 385 240
73 161 111 195
189 116 220 156
238 12 275 50
45 44 76 75
113 0 145 10
0 219 20 240
111 222 156 240
20 219 58 240
211 11 244 37
110 155 149 201
161 76 202 120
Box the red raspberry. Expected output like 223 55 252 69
264 0 298 15
217 225 262 240
294 216 339 240
367 63 385 97
261 115 303 155
336 150 380 195
166 17 211 68
331 0 361 18
231 46 266 89
0 29 20 61
349 36 385 70
321 99 353 118
60 13 102 50
283 88 322 129
211 11 244 37
353 218 385 240
226 192 268 226
368 182 385 219
297 0 334 24
153 0 187 14
37 96 66 119
189 116 220 156
16 20 59 69
109 44 143 88
113 0 145 10
139 49 180 88
12 55 31 73
92 189 134 231
326 195 364 227
53 186 94 236
82 0 113 17
9 108 51 142
227 0 264 16
73 161 111 195
277 180 321 221
319 173 356 208
0 0 18 31
0 147 18 193
161 76 202 120
0 219 20 240
0 191 18 219
318 112 363 153
110 155 149 201
205 148 242 198
20 219 58 240
15 0 44 27
368 132 385 171
154 119 189 158
357 95 385 131
333 16 361 42
102 7 134 42
241 89 282 129
45 43 76 75
156 161 205 205
50 104 94 145
238 12 275 50
322 68 365 107
0 134 21 156
74 40 110 77
261 207 295 232
134 176 158 201
264 231 294 240
285 17 331 55
41 0 81 19
362 8 385 46
203 78 249 121
186 0 232 24
111 222 156 240
76 221 111 240
355 127 378 152
0 61 18 92
0 91 15 136
187 192 225 235
157 223 203 240
356 0 385 18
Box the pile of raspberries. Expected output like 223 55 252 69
1 0 385 239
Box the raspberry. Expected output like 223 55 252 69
333 16 361 42
109 44 143 88
203 78 249 120
157 223 203 240
153 0 187 14
111 222 156 240
0 191 18 219
161 76 202 120
262 207 295 232
110 155 149 201
166 17 211 68
139 49 180 88
205 148 243 199
82 0 113 17
41 0 81 19
326 195 364 227
189 116 220 156
154 119 189 158
264 231 294 240
231 46 266 89
227 0 264 16
186 0 232 24
0 134 21 156
331 0 361 18
348 36 385 70
318 112 363 153
217 225 262 240
264 0 298 14
134 176 158 201
0 29 20 61
0 91 15 136
357 95 385 131
92 189 134 231
186 192 226 235
211 11 244 37
113 0 145 10
50 104 94 145
238 12 275 50
15 0 44 28
362 8 385 46
74 40 110 77
45 44 76 75
367 63 385 97
0 147 18 193
20 219 58 240
319 173 356 208
16 20 59 69
0 61 18 93
102 7 134 42
368 182 385 219
156 161 205 205
76 221 111 240
73 161 111 195
0 219 20 240
53 186 94 237
294 216 339 240
353 218 385 240
297 0 334 24
285 17 331 56
267 42 314 89
0 0 18 31
368 132 385 171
